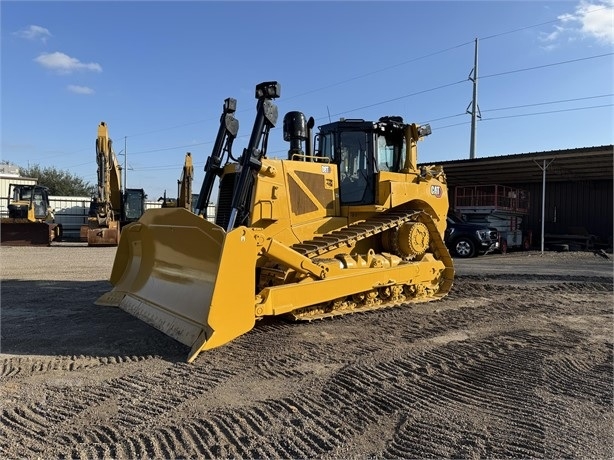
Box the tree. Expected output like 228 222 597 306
19 164 95 196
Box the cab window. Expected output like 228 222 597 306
376 134 404 172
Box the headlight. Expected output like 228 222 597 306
477 230 489 241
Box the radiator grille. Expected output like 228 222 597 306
215 173 236 229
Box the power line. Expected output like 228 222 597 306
318 53 611 123
422 93 614 123
62 8 613 161
482 94 614 112
121 41 476 140
480 53 614 79
96 49 614 158
124 81 613 158
316 79 468 122
120 6 612 140
478 5 610 41
433 103 614 130
283 41 474 102
122 5 611 139
481 103 614 121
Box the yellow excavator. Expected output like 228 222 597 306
1 183 62 246
97 81 454 362
80 122 146 246
177 151 194 210
158 152 194 210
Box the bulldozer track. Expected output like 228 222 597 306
291 209 422 257
285 208 453 320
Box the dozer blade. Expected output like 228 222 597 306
0 221 58 246
95 208 257 363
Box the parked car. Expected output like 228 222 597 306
445 214 499 258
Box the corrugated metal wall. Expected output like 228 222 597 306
514 179 613 244
0 176 37 208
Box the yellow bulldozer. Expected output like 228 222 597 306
1 184 62 246
97 81 454 362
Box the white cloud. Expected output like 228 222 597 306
543 0 614 47
573 0 614 43
34 52 102 74
67 85 95 95
13 25 52 43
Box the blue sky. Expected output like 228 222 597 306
2 0 613 202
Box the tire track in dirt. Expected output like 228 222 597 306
48 323 610 458
0 355 154 378
0 361 239 457
1 274 611 458
542 342 613 406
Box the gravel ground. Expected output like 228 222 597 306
1 245 613 459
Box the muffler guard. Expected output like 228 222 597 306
96 208 257 363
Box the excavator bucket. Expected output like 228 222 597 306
85 222 120 246
95 207 257 362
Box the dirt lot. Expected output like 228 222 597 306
1 245 612 459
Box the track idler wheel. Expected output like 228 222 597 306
382 221 430 259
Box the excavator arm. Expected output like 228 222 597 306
177 152 194 210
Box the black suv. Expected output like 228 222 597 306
444 214 499 258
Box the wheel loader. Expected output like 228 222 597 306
96 81 454 363
1 184 62 246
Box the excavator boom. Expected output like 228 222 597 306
177 152 194 210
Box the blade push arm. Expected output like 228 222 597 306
226 81 280 231
195 98 239 216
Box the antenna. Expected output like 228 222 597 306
326 106 332 123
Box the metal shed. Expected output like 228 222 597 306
423 145 613 249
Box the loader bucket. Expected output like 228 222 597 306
95 208 257 362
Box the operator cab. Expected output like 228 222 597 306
316 117 408 206
122 188 146 223
7 184 50 219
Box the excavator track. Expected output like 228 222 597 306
285 209 454 321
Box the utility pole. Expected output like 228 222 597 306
123 136 127 192
466 38 481 159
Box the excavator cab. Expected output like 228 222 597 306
122 188 146 223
